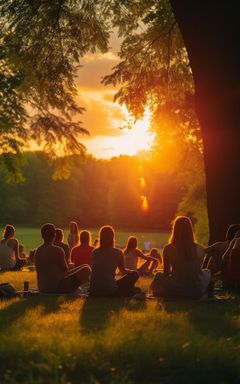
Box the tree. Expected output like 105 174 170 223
2 1 235 241
103 0 207 239
0 0 111 175
169 1 240 242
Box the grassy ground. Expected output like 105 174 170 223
1 271 240 383
0 227 169 253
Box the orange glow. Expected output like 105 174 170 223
81 104 155 159
139 177 146 189
141 195 149 211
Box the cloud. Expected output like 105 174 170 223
76 89 125 137
76 52 119 91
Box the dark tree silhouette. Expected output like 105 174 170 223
170 1 240 242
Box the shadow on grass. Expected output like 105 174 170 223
0 295 63 332
80 296 146 333
160 294 240 339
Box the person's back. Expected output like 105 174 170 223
35 244 67 293
0 239 16 270
71 244 94 267
90 247 121 296
124 248 139 270
151 216 210 299
167 243 205 298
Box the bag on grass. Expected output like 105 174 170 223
0 282 17 299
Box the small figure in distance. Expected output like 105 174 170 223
124 237 159 276
35 223 91 294
71 230 94 268
0 225 27 271
68 221 80 251
19 244 27 259
150 216 212 299
90 226 140 297
203 223 240 275
54 228 70 264
148 248 162 270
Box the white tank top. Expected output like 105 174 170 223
0 241 16 270
124 250 138 270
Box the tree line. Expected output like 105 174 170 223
0 152 183 230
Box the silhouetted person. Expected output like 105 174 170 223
123 236 158 276
71 230 94 268
90 226 139 297
151 216 211 299
68 221 80 251
148 248 162 268
0 225 26 271
54 228 70 264
203 224 240 274
223 233 240 289
35 223 91 293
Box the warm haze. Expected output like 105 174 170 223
75 38 155 158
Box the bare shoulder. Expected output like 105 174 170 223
7 238 18 248
116 248 123 256
136 248 144 256
196 243 205 251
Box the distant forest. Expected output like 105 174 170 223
0 152 183 230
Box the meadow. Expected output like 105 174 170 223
0 227 170 253
1 270 240 384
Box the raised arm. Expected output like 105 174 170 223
137 249 158 263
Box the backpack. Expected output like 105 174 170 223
0 283 18 299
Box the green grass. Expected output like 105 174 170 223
0 227 169 253
1 271 240 383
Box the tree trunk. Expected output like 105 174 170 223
170 0 240 243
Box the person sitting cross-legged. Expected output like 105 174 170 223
150 216 212 299
203 223 240 275
90 226 140 297
123 236 159 276
0 225 27 271
35 223 91 294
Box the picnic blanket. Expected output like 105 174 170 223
17 287 89 298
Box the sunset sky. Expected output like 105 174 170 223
75 34 154 159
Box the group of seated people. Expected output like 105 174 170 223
1 216 240 299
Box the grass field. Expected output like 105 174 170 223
0 227 170 253
1 271 240 383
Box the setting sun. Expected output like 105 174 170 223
82 104 156 159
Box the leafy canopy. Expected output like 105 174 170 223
1 0 202 177
0 0 111 174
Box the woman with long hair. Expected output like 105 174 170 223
150 216 211 299
90 225 140 297
67 221 80 251
0 225 26 271
124 236 158 275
